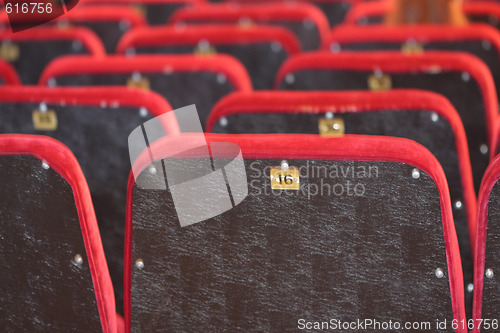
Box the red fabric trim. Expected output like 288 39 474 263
207 89 477 246
473 154 500 333
0 59 21 85
0 86 178 134
39 54 252 92
345 1 500 25
0 27 105 56
275 51 498 145
0 134 116 333
169 2 330 47
326 23 500 54
492 115 500 160
117 24 302 55
224 0 357 3
125 133 465 332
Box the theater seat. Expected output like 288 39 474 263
326 24 500 102
207 90 477 312
0 59 20 85
473 153 500 333
125 133 465 332
276 51 497 193
0 86 174 316
0 134 116 333
39 54 252 128
82 0 205 25
169 2 330 51
117 25 301 89
0 27 105 84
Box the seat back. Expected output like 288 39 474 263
169 3 330 51
473 154 500 332
0 86 174 315
223 0 357 27
40 55 252 127
207 90 477 309
117 25 301 89
0 27 105 84
83 0 205 25
327 24 500 101
125 133 465 332
276 51 497 193
0 134 116 333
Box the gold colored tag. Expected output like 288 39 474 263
127 77 150 90
319 118 344 137
0 43 19 62
270 166 300 190
194 44 216 56
33 110 58 131
401 41 424 54
368 74 392 91
238 17 254 29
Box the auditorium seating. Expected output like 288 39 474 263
82 0 205 25
0 86 174 316
0 134 117 332
39 54 252 127
473 153 500 332
326 24 500 102
0 27 105 84
169 2 330 51
116 25 301 89
125 133 466 332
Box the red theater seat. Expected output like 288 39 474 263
0 86 174 316
117 25 301 89
40 54 252 127
473 154 500 332
170 2 330 51
0 134 116 332
125 133 466 332
0 27 105 84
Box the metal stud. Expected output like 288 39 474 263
39 102 47 113
271 42 282 53
285 74 295 85
41 161 50 170
72 40 82 51
303 18 315 30
217 74 226 85
455 200 463 210
412 168 420 179
219 117 228 128
431 112 439 122
467 283 474 293
482 40 492 50
486 268 494 279
281 160 289 171
74 254 83 266
325 111 334 120
135 259 144 269
47 78 57 87
462 72 470 82
435 268 444 279
330 42 341 53
480 144 489 155
148 166 157 175
139 107 148 118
